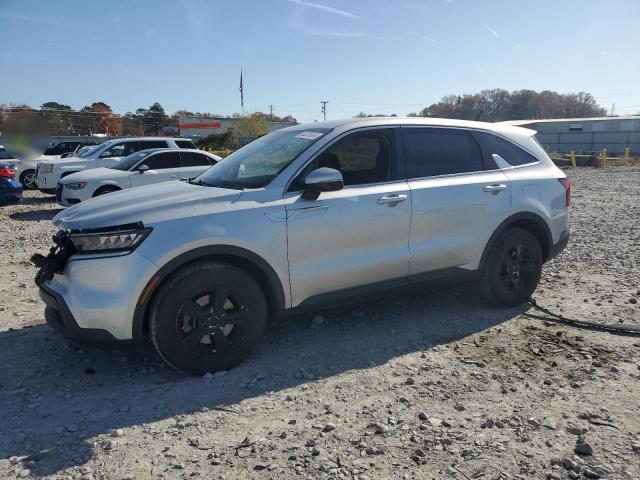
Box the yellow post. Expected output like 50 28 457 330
570 151 576 167
624 147 630 165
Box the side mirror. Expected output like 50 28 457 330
302 167 344 200
138 164 149 173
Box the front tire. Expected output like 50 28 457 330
93 186 120 197
19 170 37 190
150 261 268 375
480 228 543 307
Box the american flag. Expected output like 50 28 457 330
239 68 244 109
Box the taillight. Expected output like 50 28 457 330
558 178 571 207
0 166 16 179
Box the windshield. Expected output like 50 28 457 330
195 128 331 189
78 144 101 158
111 150 152 171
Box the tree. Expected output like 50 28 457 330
133 102 168 135
40 102 74 135
76 102 123 136
230 113 269 146
410 89 607 121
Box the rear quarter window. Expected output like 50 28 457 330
175 140 197 149
473 131 539 167
181 152 214 167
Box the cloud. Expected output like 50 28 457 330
484 25 501 39
409 32 439 44
180 0 212 40
0 11 64 27
292 24 383 39
600 50 623 57
288 0 359 19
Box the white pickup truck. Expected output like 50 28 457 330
35 137 196 193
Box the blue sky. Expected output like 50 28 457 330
1 0 639 122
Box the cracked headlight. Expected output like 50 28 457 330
70 224 152 253
64 182 87 190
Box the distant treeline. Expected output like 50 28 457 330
0 102 298 137
407 89 607 121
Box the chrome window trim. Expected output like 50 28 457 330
402 125 541 180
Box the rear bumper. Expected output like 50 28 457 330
40 285 118 341
548 229 570 261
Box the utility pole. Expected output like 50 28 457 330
320 101 328 121
268 104 275 120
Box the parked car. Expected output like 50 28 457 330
34 118 570 374
7 141 100 190
35 137 197 193
0 163 23 205
43 141 98 158
56 149 220 206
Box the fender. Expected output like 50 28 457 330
131 245 286 340
479 211 553 271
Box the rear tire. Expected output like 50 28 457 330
19 170 37 190
149 261 268 375
480 228 543 307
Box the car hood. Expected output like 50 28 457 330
60 167 128 183
41 157 86 167
53 181 243 230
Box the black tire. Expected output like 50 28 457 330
19 170 37 190
93 186 120 197
149 261 268 375
480 228 543 307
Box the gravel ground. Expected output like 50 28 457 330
0 167 639 480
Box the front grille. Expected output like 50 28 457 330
55 183 63 202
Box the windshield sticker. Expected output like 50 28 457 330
294 131 323 140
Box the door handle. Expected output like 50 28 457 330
377 194 408 204
483 184 507 193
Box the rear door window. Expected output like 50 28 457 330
141 151 180 170
405 127 484 178
180 151 215 167
473 131 539 167
140 140 168 149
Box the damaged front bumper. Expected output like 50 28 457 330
32 228 159 341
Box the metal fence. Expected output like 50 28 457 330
537 130 640 155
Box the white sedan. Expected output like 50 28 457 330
56 148 220 207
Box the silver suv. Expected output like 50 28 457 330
34 118 570 374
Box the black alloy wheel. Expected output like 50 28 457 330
150 262 267 374
481 228 543 307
